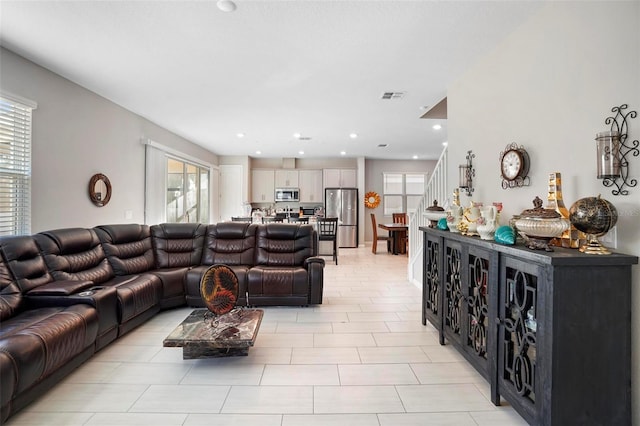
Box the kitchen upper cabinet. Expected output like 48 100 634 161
298 170 323 203
323 168 356 188
274 170 299 188
251 170 275 203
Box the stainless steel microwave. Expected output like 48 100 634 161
275 188 300 202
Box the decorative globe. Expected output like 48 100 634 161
569 195 617 236
569 195 617 255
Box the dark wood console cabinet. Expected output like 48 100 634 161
420 227 637 426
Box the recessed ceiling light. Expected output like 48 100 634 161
298 151 304 155
340 151 346 156
442 141 448 147
412 155 419 159
255 150 261 155
216 0 237 12
349 133 358 139
293 133 301 139
432 124 442 130
236 133 245 138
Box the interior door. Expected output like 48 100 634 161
219 165 243 222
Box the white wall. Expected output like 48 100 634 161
364 158 437 242
448 1 640 422
0 47 219 232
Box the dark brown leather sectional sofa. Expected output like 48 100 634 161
0 222 324 422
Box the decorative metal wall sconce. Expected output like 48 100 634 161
598 104 638 195
458 150 475 196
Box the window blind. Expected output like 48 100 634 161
0 95 36 236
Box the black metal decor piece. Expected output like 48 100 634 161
503 268 537 403
602 104 638 195
445 246 462 335
426 240 440 316
459 150 475 196
467 255 489 359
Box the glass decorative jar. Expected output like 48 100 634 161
515 196 569 251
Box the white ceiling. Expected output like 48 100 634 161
0 0 544 160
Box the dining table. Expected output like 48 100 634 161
378 223 408 255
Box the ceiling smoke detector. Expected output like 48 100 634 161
381 92 405 100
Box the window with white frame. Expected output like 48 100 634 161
166 156 210 223
0 94 37 236
382 172 425 216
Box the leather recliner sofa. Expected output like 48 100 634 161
0 222 324 423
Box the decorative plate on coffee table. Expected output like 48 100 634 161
200 264 239 315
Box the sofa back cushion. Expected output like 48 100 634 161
255 224 316 267
0 235 53 294
150 223 206 268
202 222 257 266
0 254 22 321
95 224 155 275
34 228 114 284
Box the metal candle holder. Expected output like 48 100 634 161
599 104 638 196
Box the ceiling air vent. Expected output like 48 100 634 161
381 92 405 100
299 137 312 141
378 144 388 148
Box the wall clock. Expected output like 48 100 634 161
365 191 381 209
499 143 530 189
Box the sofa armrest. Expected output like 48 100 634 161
305 257 325 304
304 256 326 268
26 280 94 296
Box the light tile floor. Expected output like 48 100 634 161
7 247 528 426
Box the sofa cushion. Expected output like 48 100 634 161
0 256 22 322
34 229 114 284
0 304 99 394
255 224 316 267
201 222 257 266
150 223 206 268
247 266 309 305
0 235 53 295
95 224 155 275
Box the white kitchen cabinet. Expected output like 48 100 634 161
274 170 299 188
251 170 275 203
323 168 356 188
298 170 323 203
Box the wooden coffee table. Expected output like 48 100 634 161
163 308 263 359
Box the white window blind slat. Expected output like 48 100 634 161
0 95 34 236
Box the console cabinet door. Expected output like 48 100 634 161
463 245 497 381
422 232 443 339
299 170 323 203
497 255 542 424
443 239 465 345
251 170 275 203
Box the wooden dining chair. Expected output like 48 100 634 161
370 213 391 254
392 213 407 224
392 212 408 254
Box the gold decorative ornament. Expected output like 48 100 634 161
365 191 381 209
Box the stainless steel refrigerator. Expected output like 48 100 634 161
324 188 358 248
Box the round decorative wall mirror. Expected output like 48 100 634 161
89 173 112 207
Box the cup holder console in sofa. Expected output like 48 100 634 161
0 222 324 423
